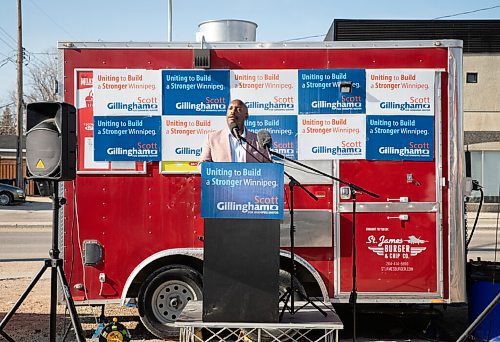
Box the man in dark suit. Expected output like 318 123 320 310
200 99 270 163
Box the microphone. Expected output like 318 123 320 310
229 122 242 143
257 129 273 150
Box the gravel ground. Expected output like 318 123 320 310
0 262 167 342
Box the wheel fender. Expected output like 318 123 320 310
280 250 330 302
121 248 330 305
120 248 203 306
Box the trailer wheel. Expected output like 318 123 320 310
242 270 304 341
138 264 202 339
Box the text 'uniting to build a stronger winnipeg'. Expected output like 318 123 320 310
204 165 280 215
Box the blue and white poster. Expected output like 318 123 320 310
161 116 226 161
366 115 434 161
230 70 298 115
298 69 366 114
247 115 298 160
93 69 162 116
366 69 435 115
201 162 284 219
94 116 162 161
298 114 366 160
162 70 230 115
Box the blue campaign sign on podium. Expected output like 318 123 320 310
201 162 284 220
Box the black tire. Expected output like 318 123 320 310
0 192 13 206
138 264 202 340
243 270 305 342
278 269 306 301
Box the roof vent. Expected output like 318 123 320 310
196 19 257 42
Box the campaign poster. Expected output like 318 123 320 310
76 71 105 169
201 162 284 220
161 116 226 161
162 70 230 115
93 116 162 161
93 69 162 116
247 115 297 160
366 115 434 161
298 114 365 160
75 70 145 173
366 69 435 115
230 70 298 115
298 69 365 114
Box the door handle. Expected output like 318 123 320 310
387 214 409 221
386 197 409 203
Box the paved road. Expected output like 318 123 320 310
0 196 52 228
466 212 500 261
0 197 53 261
467 229 500 261
0 229 52 260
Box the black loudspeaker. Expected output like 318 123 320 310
26 102 77 180
203 218 280 323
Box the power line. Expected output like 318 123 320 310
0 28 16 60
0 25 17 44
433 5 500 20
26 0 76 40
281 34 326 42
282 4 500 42
0 102 15 110
28 52 56 67
0 57 14 68
0 48 50 68
0 35 16 50
30 51 57 55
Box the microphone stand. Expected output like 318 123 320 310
268 149 379 342
278 173 329 320
239 136 327 319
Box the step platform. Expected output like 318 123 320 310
174 300 344 342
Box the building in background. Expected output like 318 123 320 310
326 19 500 204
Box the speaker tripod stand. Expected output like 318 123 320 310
279 177 327 320
0 181 85 342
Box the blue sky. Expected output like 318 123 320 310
1 0 500 107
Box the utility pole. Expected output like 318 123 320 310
15 0 24 190
167 0 172 42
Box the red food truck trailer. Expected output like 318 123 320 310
58 38 466 339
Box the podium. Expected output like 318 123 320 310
200 162 284 323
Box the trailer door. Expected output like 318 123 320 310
335 70 444 302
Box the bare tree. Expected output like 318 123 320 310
0 105 16 135
0 48 58 135
24 49 58 103
3 50 58 131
